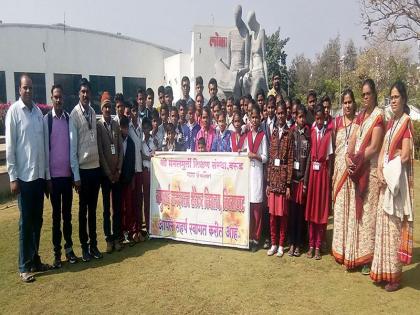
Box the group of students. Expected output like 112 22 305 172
6 73 414 291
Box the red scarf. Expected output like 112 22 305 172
231 132 246 152
247 130 264 154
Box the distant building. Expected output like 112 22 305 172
0 23 178 111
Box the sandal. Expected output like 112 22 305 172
288 245 295 257
314 248 322 260
294 247 301 257
361 264 371 275
306 247 314 259
20 272 35 283
385 282 400 292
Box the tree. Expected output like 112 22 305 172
361 0 420 42
289 54 312 100
311 36 341 104
265 28 290 93
344 39 357 71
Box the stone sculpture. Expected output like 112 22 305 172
242 11 269 99
214 5 250 99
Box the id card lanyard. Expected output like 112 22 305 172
313 128 324 171
80 103 94 142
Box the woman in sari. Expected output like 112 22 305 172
345 79 385 274
332 89 357 266
370 81 414 292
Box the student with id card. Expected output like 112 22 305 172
181 103 200 152
244 105 268 252
288 104 311 257
304 104 333 260
265 102 293 258
97 95 123 253
141 118 156 236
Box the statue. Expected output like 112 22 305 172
214 5 250 99
242 11 269 99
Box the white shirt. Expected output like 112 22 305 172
129 121 143 172
6 98 47 182
267 116 275 136
244 131 268 203
315 127 333 157
142 136 156 169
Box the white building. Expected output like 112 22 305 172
0 23 178 111
0 22 238 110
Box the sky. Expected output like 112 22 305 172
0 0 366 63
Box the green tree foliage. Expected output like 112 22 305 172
265 28 290 93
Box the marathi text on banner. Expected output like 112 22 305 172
150 152 250 249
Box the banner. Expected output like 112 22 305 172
150 152 250 249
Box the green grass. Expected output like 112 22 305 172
0 163 420 314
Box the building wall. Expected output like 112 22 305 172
191 25 232 99
0 24 177 106
164 53 192 102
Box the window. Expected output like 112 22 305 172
122 77 146 101
54 73 82 112
89 75 115 113
0 71 6 103
14 72 46 104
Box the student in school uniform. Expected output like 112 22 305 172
211 112 232 152
118 116 136 246
260 95 277 249
197 137 207 152
128 100 144 243
150 109 164 151
288 104 311 257
162 123 184 152
195 107 216 152
182 103 200 152
141 118 156 236
245 105 268 252
230 112 247 152
168 106 185 150
265 102 293 257
305 104 333 260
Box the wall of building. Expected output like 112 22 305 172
0 23 178 106
191 25 232 99
164 53 192 102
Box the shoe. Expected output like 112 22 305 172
361 264 370 275
123 232 132 245
385 282 400 292
52 253 62 269
65 249 78 264
306 247 314 259
314 248 322 260
89 246 103 259
82 248 91 262
133 233 140 243
114 240 122 251
267 245 278 256
294 247 301 257
31 256 52 272
263 239 271 249
276 246 284 257
106 241 114 254
250 240 259 253
288 245 295 257
20 272 35 283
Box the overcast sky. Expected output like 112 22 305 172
1 0 366 63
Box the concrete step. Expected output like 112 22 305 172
0 136 4 144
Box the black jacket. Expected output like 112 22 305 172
120 135 135 185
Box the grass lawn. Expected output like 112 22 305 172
0 163 419 314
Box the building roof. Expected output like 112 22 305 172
0 22 179 55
